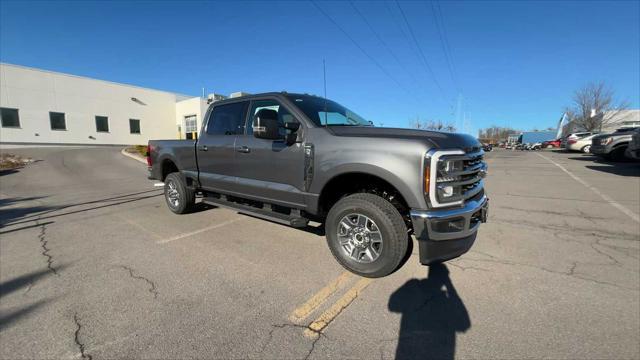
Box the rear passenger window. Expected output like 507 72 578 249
207 102 249 135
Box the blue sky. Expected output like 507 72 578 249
1 0 638 135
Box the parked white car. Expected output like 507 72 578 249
567 134 598 153
561 132 595 149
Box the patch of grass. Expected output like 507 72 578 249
0 154 32 169
125 145 148 158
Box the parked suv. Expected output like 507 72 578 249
567 134 598 153
561 132 594 149
591 127 639 161
624 128 640 160
148 92 489 277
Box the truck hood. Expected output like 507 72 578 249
328 126 482 152
592 132 633 141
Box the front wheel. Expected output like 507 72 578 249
164 172 195 214
325 193 408 278
581 145 591 153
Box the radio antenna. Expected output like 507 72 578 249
323 59 328 127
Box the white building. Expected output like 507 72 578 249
559 109 640 137
0 63 223 146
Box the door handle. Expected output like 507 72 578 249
198 145 208 151
236 146 250 153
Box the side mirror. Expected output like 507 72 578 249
253 109 281 140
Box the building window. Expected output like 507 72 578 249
95 116 109 132
184 115 198 139
0 108 20 128
184 115 198 132
50 112 66 130
129 119 141 134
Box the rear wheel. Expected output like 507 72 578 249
325 193 408 278
610 147 628 162
581 145 591 153
164 172 195 214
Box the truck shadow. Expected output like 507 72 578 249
388 263 470 360
1 190 163 227
585 164 640 177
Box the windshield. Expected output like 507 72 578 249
286 95 371 127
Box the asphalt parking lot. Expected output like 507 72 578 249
1 147 639 359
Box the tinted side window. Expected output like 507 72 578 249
50 112 66 130
207 102 249 135
129 119 141 134
247 100 296 136
1 108 20 128
95 116 109 132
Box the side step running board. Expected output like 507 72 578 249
202 196 309 228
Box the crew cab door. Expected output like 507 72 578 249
197 100 249 192
233 98 306 208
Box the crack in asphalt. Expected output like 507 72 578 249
448 261 491 273
261 323 328 360
494 218 639 242
464 251 638 291
73 313 92 360
37 222 59 276
497 206 610 221
118 266 158 299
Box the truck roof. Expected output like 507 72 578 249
212 91 323 105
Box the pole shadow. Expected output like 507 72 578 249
388 264 470 360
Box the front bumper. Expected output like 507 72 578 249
590 144 609 155
410 195 488 264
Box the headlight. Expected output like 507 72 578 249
437 184 461 198
438 159 463 174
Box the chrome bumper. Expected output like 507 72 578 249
410 195 488 241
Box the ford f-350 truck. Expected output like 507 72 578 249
148 92 488 277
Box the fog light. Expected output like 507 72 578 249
432 218 465 233
441 185 454 197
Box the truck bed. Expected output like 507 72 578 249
147 140 198 181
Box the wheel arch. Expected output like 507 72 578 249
315 169 415 221
158 156 179 181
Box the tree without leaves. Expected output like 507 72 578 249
477 126 519 143
410 117 456 132
564 82 629 132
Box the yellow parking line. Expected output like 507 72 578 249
289 271 353 323
303 277 373 338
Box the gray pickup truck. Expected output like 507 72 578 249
591 127 640 161
148 92 488 277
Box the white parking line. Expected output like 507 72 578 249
156 217 245 244
536 153 640 223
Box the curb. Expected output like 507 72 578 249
121 148 147 165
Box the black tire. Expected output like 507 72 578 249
164 172 195 214
581 145 591 153
610 147 627 162
325 193 408 278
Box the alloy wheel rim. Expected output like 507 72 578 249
337 213 383 263
166 180 180 208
